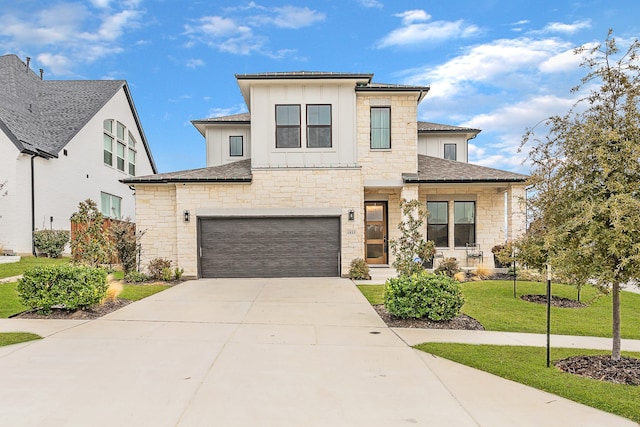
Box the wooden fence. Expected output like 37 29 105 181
70 218 135 265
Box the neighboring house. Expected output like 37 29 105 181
0 54 157 255
124 71 527 278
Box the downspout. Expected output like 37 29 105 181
31 155 37 257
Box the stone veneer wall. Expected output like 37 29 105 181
135 185 178 265
419 184 527 268
136 168 363 277
356 94 419 181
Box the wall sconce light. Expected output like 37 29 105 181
183 210 190 223
348 210 355 221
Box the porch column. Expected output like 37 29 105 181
507 185 527 240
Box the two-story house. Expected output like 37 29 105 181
0 54 157 255
124 72 527 278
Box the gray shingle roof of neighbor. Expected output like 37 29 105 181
417 121 481 134
122 158 252 184
0 54 157 172
403 155 528 183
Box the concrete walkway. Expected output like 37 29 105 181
0 278 638 426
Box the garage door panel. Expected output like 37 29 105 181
199 217 340 278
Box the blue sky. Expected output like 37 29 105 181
1 0 638 174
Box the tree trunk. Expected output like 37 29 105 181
612 281 621 361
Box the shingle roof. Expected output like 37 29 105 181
236 71 373 80
0 54 156 171
418 121 480 134
122 158 252 184
403 155 528 183
192 112 251 123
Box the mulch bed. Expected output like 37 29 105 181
11 298 132 320
373 304 484 330
520 294 586 308
556 355 640 385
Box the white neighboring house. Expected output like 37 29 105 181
0 54 157 255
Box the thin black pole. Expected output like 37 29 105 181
546 264 551 368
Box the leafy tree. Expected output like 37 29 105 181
111 218 145 275
70 199 114 267
521 31 640 360
389 199 435 277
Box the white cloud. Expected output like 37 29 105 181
540 20 591 34
186 58 205 68
207 104 248 119
402 37 570 99
0 1 144 75
377 10 480 48
357 0 383 8
269 6 325 29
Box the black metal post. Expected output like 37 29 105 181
546 264 551 368
513 259 517 298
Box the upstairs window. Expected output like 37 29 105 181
116 142 126 171
128 132 137 176
427 201 449 247
454 201 475 247
307 105 332 148
103 120 114 166
275 105 300 148
370 107 391 149
229 136 244 157
444 143 457 161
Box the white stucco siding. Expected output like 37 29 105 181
0 88 155 254
0 135 23 252
418 134 469 163
205 125 251 167
249 81 358 168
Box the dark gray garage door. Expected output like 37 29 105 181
198 216 341 278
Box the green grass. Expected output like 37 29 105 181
119 284 170 301
357 280 640 339
0 282 28 318
416 343 640 424
0 332 41 347
0 256 70 279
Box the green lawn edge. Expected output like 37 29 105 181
0 332 42 347
0 257 70 279
415 343 640 424
357 281 640 339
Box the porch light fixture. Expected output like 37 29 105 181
348 210 355 221
183 210 190 223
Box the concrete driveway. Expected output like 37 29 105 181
0 278 636 426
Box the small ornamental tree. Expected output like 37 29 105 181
70 199 114 267
111 219 144 275
389 199 436 277
521 31 640 360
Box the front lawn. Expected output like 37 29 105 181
0 256 70 279
416 343 640 424
357 280 640 339
0 332 41 347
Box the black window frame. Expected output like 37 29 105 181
427 201 449 248
306 104 332 148
444 143 457 161
229 135 244 157
454 201 476 247
370 106 391 149
275 104 301 148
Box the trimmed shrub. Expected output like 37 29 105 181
434 257 461 278
33 229 70 258
110 220 139 274
125 270 148 283
384 271 464 321
174 267 184 281
17 265 108 314
349 258 370 280
148 257 172 280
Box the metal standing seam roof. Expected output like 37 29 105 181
0 54 157 172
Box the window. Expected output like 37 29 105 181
370 107 391 149
444 144 457 161
128 132 137 176
116 142 126 171
307 104 332 148
454 201 475 247
103 120 114 166
427 202 449 247
100 192 122 219
275 105 300 148
229 136 243 157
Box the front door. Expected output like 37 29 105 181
364 201 388 264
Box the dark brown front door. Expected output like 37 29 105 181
364 201 387 264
